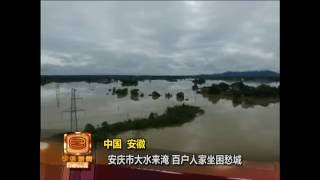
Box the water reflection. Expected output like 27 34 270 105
202 94 279 108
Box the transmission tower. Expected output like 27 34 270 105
56 83 60 108
63 88 85 131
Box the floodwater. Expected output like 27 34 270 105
41 80 279 162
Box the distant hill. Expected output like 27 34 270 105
206 70 279 78
197 70 279 81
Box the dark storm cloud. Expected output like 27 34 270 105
41 1 279 75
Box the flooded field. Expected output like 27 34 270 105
41 80 279 162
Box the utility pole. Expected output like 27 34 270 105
63 88 85 131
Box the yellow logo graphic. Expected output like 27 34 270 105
63 132 92 168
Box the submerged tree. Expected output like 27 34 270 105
176 92 184 101
192 78 205 85
149 91 161 100
115 88 128 98
165 93 173 99
130 89 140 101
192 84 199 91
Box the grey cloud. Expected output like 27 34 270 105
41 1 279 75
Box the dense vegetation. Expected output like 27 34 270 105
41 75 112 85
202 81 279 98
130 89 139 96
84 104 204 141
41 71 279 85
121 79 138 86
112 88 128 98
200 81 280 108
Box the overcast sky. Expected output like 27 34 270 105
41 1 279 75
